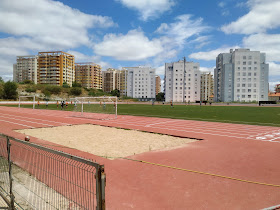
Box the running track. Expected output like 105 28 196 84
0 106 280 209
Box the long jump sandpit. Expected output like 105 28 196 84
16 124 197 159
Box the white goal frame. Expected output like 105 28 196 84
74 96 118 119
18 95 36 109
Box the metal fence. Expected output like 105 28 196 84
0 133 106 210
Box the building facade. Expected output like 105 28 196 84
214 49 269 102
102 68 121 93
164 59 201 102
155 75 161 95
125 66 156 101
200 72 214 101
75 62 102 89
13 56 38 84
37 51 75 86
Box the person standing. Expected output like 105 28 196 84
46 101 48 108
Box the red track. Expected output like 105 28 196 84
0 106 280 209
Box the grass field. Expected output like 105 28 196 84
3 102 280 127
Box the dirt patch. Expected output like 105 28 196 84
16 124 197 159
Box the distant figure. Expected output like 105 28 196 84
65 101 68 109
170 100 174 108
210 102 212 106
61 101 64 110
46 101 48 108
56 100 59 108
103 102 106 110
152 100 154 106
37 101 40 107
204 101 207 105
200 101 202 106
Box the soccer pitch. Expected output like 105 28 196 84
3 103 280 127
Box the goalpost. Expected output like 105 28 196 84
73 96 118 120
18 95 36 109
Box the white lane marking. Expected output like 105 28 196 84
0 115 56 127
0 119 34 128
0 113 69 126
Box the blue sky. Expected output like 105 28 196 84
0 0 279 90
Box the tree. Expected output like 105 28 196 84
111 89 120 97
3 81 18 99
0 77 4 84
72 81 82 87
156 92 165 101
70 87 82 96
62 82 70 88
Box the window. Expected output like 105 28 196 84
237 72 240 76
243 72 246 76
242 84 246 87
248 73 251 76
243 62 246 65
243 56 246 59
248 89 251 92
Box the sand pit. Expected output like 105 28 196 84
16 124 197 159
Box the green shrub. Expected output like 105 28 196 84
70 87 82 96
25 85 36 93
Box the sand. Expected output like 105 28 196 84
16 124 196 159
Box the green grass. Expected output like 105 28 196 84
2 103 280 127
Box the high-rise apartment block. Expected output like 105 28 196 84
37 51 75 86
155 76 161 95
75 62 102 89
102 68 121 92
164 59 201 102
13 56 38 84
214 49 269 102
200 72 214 101
125 66 156 101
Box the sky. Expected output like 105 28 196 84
0 0 279 90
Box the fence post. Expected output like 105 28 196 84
6 137 15 210
101 165 106 210
96 165 106 210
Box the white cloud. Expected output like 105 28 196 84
221 0 280 34
189 46 240 61
67 51 111 70
0 0 115 49
155 66 165 75
0 0 116 76
116 0 175 21
200 66 215 74
267 62 280 77
94 29 163 61
243 33 280 62
156 14 210 47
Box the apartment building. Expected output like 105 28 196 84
102 68 121 92
13 55 38 84
155 75 161 95
214 49 269 102
164 59 201 102
119 69 128 96
125 66 156 101
200 72 214 101
75 62 102 89
37 51 75 86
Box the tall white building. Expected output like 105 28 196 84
214 49 269 102
165 59 201 102
13 55 38 84
124 66 156 101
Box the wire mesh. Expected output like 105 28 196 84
0 134 104 210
